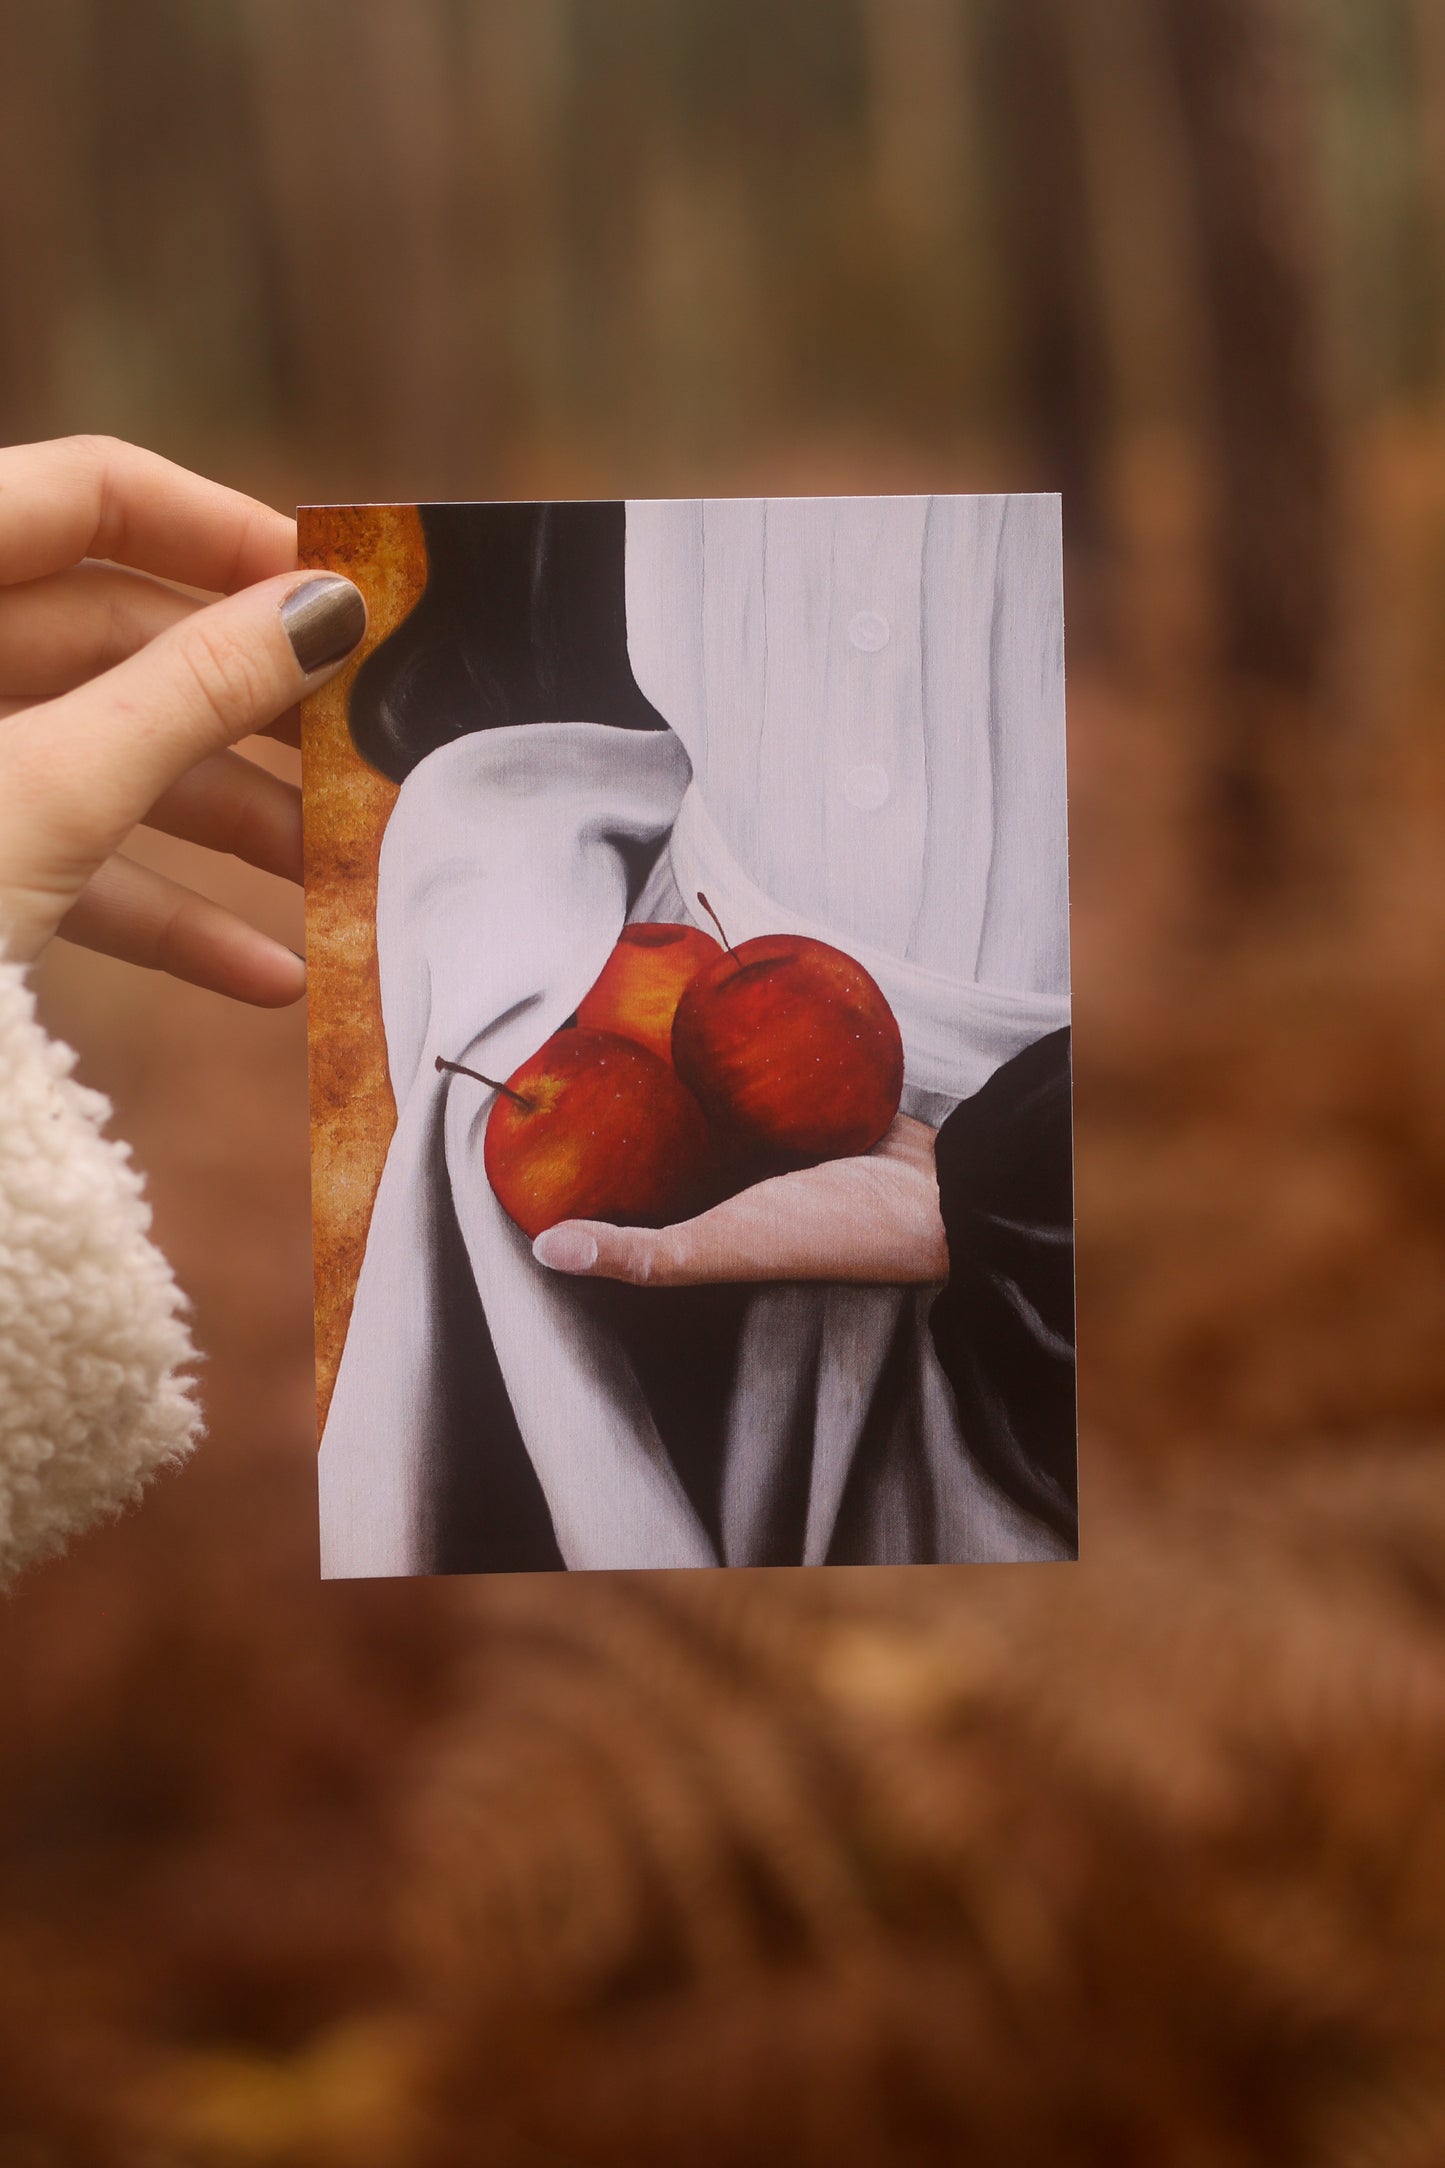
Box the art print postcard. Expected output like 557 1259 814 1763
300 496 1077 1578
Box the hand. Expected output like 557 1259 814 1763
0 435 366 1004
531 1114 949 1286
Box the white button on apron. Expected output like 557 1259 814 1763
623 492 1071 991
848 609 891 653
843 761 892 811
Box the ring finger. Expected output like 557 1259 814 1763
144 748 303 884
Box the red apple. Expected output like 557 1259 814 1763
576 920 723 1063
437 1029 712 1241
672 923 904 1166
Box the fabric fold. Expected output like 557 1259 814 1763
668 782 1069 1108
319 723 707 1578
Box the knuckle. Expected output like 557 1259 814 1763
221 774 262 861
102 581 144 670
60 432 120 508
224 766 284 867
60 430 119 472
150 890 193 977
225 499 283 591
177 618 270 741
58 435 128 563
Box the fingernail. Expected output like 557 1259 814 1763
281 575 367 676
533 1227 599 1274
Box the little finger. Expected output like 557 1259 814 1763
58 852 305 1007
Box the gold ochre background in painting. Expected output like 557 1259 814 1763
298 507 425 1434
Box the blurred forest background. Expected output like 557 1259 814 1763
2 1 1444 2162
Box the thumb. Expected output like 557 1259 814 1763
20 571 365 852
532 1220 681 1287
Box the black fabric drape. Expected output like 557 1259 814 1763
927 1028 1078 1551
348 501 667 781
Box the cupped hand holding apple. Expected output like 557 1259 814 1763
531 1112 948 1287
439 890 945 1287
437 1029 712 1241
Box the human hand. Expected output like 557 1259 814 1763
531 1114 949 1286
0 435 366 1003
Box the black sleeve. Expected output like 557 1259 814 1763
927 1027 1078 1551
348 500 668 783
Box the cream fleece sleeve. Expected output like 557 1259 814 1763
0 954 201 1585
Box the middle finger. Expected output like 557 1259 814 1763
0 560 198 697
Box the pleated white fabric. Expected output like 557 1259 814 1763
624 493 1071 999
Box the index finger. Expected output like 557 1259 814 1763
0 436 295 593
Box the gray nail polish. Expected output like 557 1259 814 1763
281 576 367 676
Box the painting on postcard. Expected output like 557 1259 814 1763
300 496 1077 1577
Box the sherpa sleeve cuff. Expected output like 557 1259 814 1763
0 950 201 1585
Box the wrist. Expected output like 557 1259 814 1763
0 891 55 967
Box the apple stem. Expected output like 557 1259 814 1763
435 1054 532 1110
696 891 739 960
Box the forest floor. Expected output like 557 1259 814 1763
1 422 1443 2167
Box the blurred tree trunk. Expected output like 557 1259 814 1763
241 0 463 496
1408 0 1445 381
0 0 90 440
1056 0 1211 454
980 0 1113 564
455 4 568 460
1158 0 1342 892
861 0 969 257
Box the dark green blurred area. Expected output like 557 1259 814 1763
2 4 1444 2164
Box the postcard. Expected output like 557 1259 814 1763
300 496 1077 1577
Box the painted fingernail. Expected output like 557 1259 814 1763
281 575 367 676
533 1227 599 1274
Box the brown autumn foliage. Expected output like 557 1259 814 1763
1 4 1443 2162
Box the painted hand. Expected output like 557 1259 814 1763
532 1114 949 1287
0 436 365 1003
